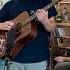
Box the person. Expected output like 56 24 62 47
0 0 57 70
54 56 70 70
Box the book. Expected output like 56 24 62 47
55 28 65 36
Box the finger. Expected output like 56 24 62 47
5 27 11 30
5 21 14 26
36 12 41 17
8 22 14 27
8 26 12 29
41 9 48 14
36 10 43 18
36 9 43 16
5 26 12 30
36 10 41 16
37 9 48 16
36 10 48 20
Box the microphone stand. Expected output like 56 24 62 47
4 46 12 70
4 28 15 70
4 58 10 70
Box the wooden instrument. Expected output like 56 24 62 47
0 0 61 59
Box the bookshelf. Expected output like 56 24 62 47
50 23 70 69
52 0 70 52
50 0 70 69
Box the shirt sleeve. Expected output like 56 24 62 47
48 6 58 18
45 0 57 18
0 2 9 22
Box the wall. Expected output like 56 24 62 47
0 0 10 9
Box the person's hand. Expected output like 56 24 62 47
0 21 14 30
54 56 65 63
36 9 56 32
36 9 48 24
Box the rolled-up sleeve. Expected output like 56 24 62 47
45 0 57 18
48 5 57 18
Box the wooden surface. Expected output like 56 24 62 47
57 23 70 27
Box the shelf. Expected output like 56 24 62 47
56 23 70 27
52 46 70 50
59 1 70 4
54 36 70 39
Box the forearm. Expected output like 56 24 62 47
0 23 4 30
42 17 56 32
